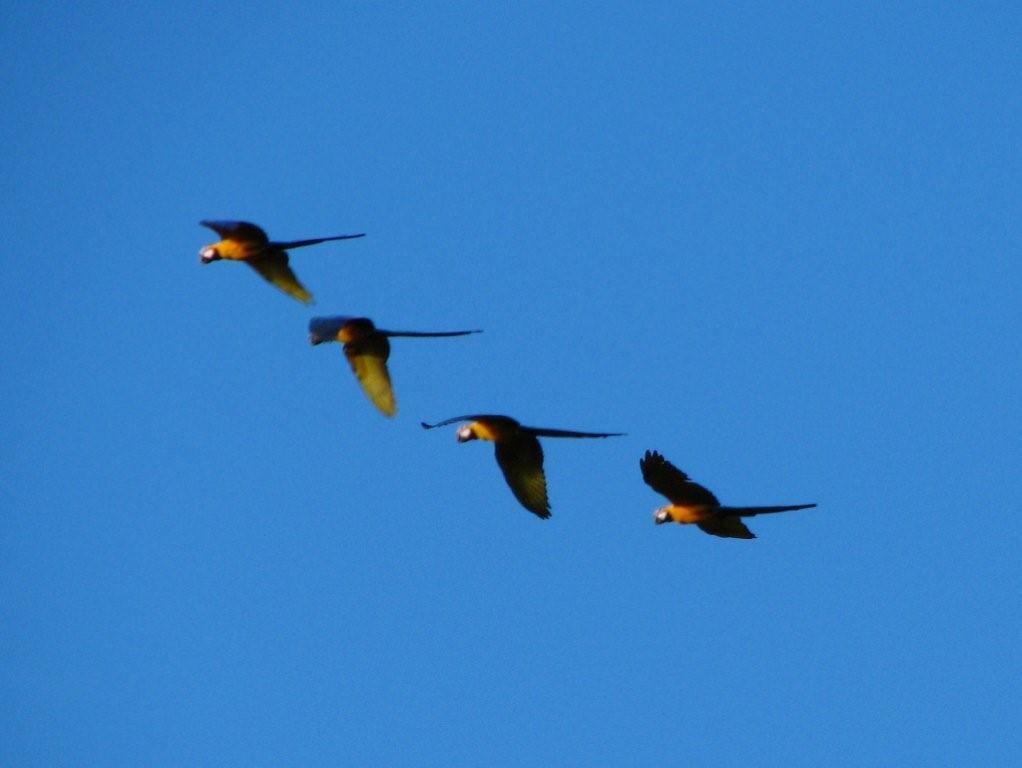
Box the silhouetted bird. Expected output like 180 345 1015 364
309 316 480 417
422 415 623 518
198 220 364 304
640 450 816 538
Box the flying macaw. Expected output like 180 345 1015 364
198 220 364 304
309 316 481 417
421 415 623 518
639 450 816 538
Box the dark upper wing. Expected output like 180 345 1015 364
245 251 313 304
697 519 756 539
200 220 269 246
639 450 720 506
495 433 550 518
421 414 513 430
343 334 395 417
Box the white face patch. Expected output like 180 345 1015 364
457 426 473 440
200 246 217 262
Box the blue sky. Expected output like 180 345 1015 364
2 2 1019 765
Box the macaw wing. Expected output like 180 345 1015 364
697 518 756 539
246 251 313 304
640 450 720 506
421 414 516 430
200 220 269 246
495 434 550 519
344 335 395 417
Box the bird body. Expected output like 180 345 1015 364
422 415 623 518
640 450 815 538
655 502 716 525
202 234 253 262
310 316 480 417
454 415 520 443
198 220 364 304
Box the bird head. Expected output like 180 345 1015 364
199 245 221 264
653 507 672 525
308 316 347 345
456 425 479 443
308 316 369 345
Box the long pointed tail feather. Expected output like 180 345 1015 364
527 427 625 439
383 329 482 338
719 503 816 517
271 233 366 249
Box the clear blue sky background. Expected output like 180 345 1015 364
2 2 1019 765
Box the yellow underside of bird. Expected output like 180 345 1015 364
462 421 504 442
207 239 256 260
659 504 715 524
338 324 368 344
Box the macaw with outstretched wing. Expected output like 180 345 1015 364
310 316 480 417
198 220 364 304
640 450 816 538
422 415 623 518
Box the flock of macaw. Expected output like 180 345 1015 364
199 220 817 538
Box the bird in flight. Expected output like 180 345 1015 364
639 450 816 538
198 220 364 304
421 415 623 518
309 316 481 417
